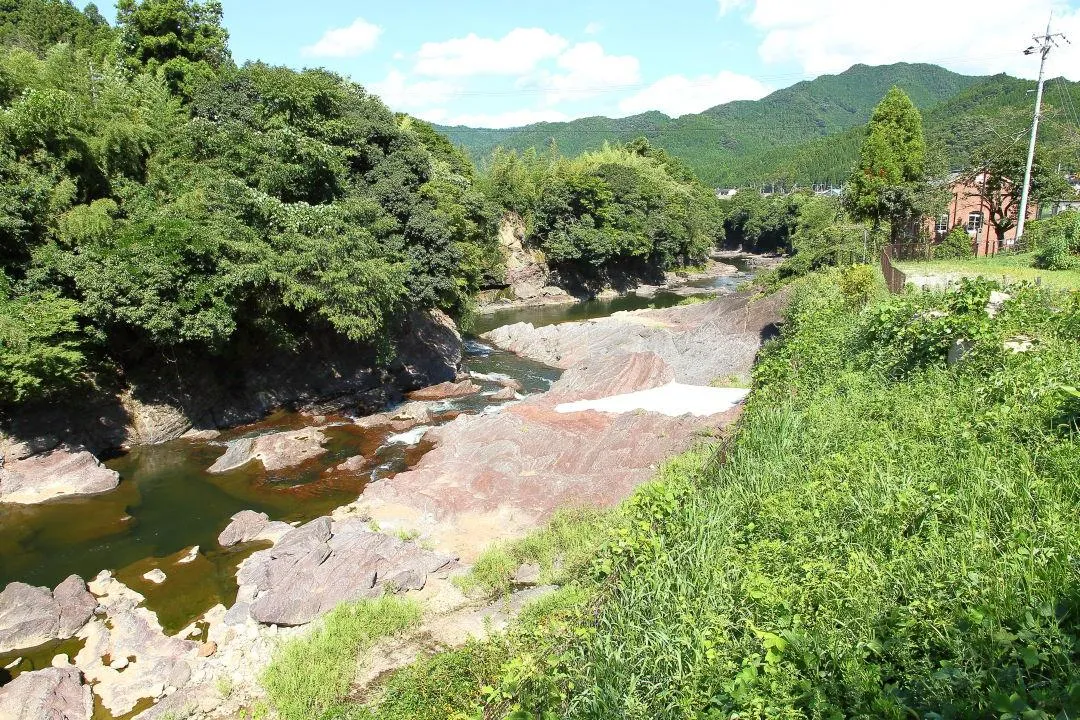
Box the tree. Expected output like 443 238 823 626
962 137 1074 244
846 87 936 243
116 0 231 99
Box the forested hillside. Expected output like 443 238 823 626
438 63 982 186
728 73 1080 187
439 65 1080 189
0 0 503 406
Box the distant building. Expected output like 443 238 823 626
715 188 739 199
924 172 1036 257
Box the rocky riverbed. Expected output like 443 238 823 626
0 288 787 719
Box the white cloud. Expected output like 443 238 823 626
417 108 570 129
301 17 382 58
717 0 749 15
414 28 568 77
740 0 1080 80
368 70 459 111
584 21 603 35
619 71 771 117
537 42 640 104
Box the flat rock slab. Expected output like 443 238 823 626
0 446 119 504
208 428 327 474
235 518 456 626
353 401 432 432
358 352 742 560
0 666 92 720
0 576 96 654
483 291 788 385
75 573 196 717
407 380 481 402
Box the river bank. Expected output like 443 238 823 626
0 282 786 719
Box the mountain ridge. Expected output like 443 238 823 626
433 62 996 186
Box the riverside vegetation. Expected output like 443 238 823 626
268 267 1080 719
0 0 725 411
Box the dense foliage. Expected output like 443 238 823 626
846 87 940 242
0 1 500 406
1029 210 1080 270
481 139 722 277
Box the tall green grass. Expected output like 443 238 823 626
551 272 1080 718
316 269 1080 719
261 596 422 720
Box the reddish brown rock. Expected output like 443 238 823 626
489 387 518 401
360 353 741 560
0 446 119 504
208 428 327 474
353 401 432 432
407 380 481 402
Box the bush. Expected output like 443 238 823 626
933 225 975 260
1036 231 1078 270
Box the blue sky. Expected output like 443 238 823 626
101 0 1080 127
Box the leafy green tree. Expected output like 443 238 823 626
0 0 114 57
846 87 936 243
0 282 86 403
117 0 230 99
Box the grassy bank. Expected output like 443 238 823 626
896 252 1080 290
264 268 1080 719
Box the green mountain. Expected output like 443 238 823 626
436 63 985 186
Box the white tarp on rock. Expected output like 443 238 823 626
555 383 749 418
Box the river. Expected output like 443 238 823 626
0 260 753 683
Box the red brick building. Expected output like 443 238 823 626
925 172 1036 256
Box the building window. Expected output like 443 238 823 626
967 211 983 234
935 214 949 235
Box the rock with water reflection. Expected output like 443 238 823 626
0 446 119 505
234 517 456 626
0 666 92 720
207 428 328 474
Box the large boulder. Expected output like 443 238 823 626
0 577 98 654
0 667 92 720
208 428 327 474
217 510 292 547
235 518 455 626
0 446 119 505
53 576 97 640
392 309 462 390
217 510 269 546
0 583 58 654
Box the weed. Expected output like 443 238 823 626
261 596 421 720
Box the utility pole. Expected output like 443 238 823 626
1016 14 1068 242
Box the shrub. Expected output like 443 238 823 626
1036 231 1078 270
933 225 974 259
835 263 879 308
